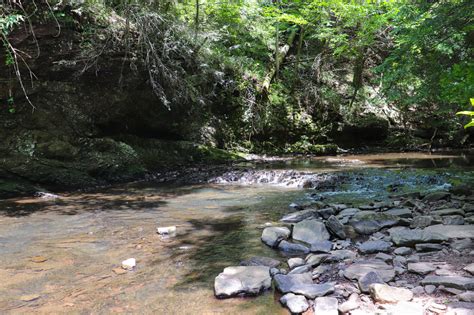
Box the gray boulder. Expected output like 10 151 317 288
293 219 330 244
358 271 384 293
423 191 450 202
344 259 395 282
432 208 465 217
389 227 447 246
310 240 333 253
214 266 271 298
425 224 474 239
385 208 412 218
369 283 413 303
261 226 290 247
280 293 309 314
408 262 436 275
326 215 346 239
410 216 434 228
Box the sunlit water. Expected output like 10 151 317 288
0 152 473 314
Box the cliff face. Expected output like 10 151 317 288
0 20 235 197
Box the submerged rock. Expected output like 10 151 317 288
280 293 309 314
240 256 280 268
214 266 271 298
369 283 413 303
261 226 291 247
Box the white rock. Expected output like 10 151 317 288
157 226 177 235
121 258 136 270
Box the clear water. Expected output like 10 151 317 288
0 152 472 313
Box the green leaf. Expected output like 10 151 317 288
456 111 474 116
464 120 474 129
471 98 474 107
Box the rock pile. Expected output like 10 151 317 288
214 189 474 314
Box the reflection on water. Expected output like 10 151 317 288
0 152 473 313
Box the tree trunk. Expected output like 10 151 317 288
261 27 298 92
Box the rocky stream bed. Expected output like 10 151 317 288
213 188 474 314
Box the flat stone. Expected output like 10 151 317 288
326 215 346 239
280 293 309 314
369 283 413 303
278 240 310 254
389 227 447 246
314 297 338 315
326 249 357 263
423 191 450 202
214 266 271 298
442 215 465 225
432 208 465 216
274 273 313 293
394 247 412 255
358 240 392 254
310 240 333 253
410 216 434 229
289 264 312 274
385 208 412 218
420 275 474 290
312 264 332 278
240 256 281 268
451 239 473 251
306 254 329 267
281 209 320 223
412 286 424 295
358 271 384 293
290 283 335 299
288 257 305 269
464 263 474 275
425 224 474 239
112 267 127 275
458 291 474 302
408 262 436 275
375 253 392 263
350 212 398 235
337 208 360 218
344 259 395 282
415 243 443 252
261 227 291 247
293 220 330 244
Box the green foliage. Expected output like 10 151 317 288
456 99 474 129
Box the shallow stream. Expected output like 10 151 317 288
0 152 473 314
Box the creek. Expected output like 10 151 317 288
0 152 473 313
